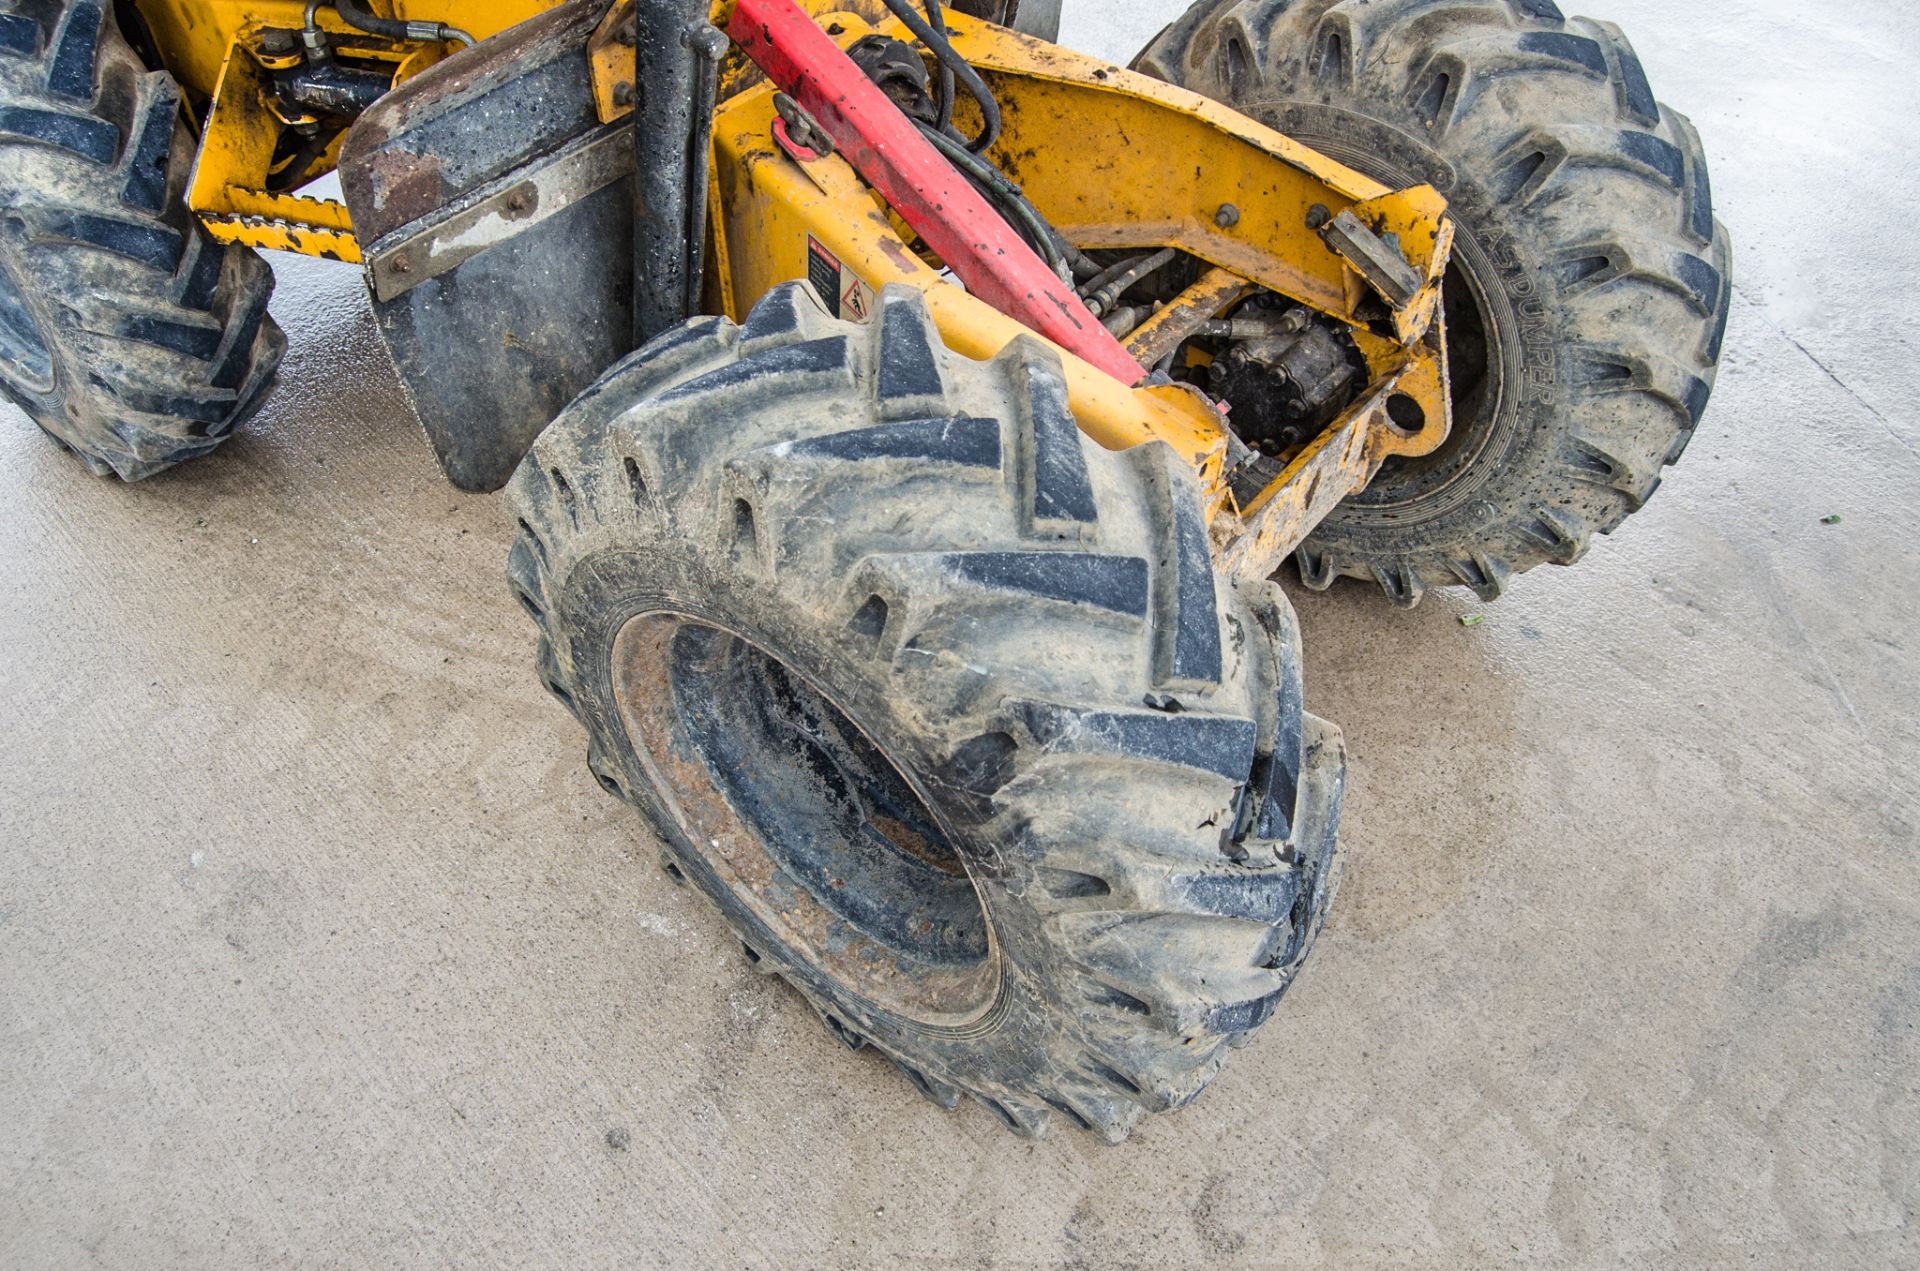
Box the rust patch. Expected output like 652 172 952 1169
870 815 965 877
610 613 999 1025
1125 267 1256 367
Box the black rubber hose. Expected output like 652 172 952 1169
331 0 403 38
896 2 1099 279
332 0 474 46
267 126 336 192
923 125 1099 280
1080 248 1177 315
925 0 957 136
882 0 1000 153
917 122 1068 277
1079 252 1155 301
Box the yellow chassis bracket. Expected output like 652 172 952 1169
189 29 357 260
186 18 455 262
709 9 1455 576
712 87 1237 497
135 1 554 103
177 0 1453 574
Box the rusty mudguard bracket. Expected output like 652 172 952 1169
338 2 633 493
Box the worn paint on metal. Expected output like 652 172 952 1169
186 31 378 261
132 0 563 101
709 89 1235 500
1125 267 1254 368
587 0 637 124
727 0 1147 386
158 0 1456 566
365 128 631 301
1215 377 1399 582
708 8 1453 565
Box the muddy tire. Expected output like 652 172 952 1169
1137 0 1731 605
506 282 1343 1141
0 1 283 480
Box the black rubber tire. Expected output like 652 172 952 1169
1136 0 1732 606
506 282 1344 1141
0 0 283 480
953 0 1062 41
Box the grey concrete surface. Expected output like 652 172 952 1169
3 2 1917 1267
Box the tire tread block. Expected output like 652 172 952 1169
936 550 1150 618
1133 0 1728 606
1011 699 1256 782
117 73 177 214
501 282 1331 1141
43 0 102 102
0 102 114 160
1134 444 1224 691
1010 340 1098 536
0 1 283 479
874 288 946 414
781 415 1000 469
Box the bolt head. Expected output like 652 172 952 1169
390 254 411 274
1214 203 1241 229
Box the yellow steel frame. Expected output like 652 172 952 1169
712 97 1241 494
704 8 1453 573
133 1 563 101
142 1 563 258
149 0 1454 571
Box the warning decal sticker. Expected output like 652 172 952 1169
806 237 840 314
806 235 876 323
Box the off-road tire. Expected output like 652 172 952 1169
1137 0 1731 605
0 0 283 480
506 282 1344 1141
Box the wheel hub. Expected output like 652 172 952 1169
610 612 999 1026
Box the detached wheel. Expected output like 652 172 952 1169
1138 0 1732 604
0 1 283 479
507 283 1343 1141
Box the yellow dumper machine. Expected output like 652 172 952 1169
0 0 1727 1138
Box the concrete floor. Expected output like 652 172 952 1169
4 2 1917 1266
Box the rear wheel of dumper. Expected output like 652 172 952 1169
0 0 283 479
1137 0 1731 605
506 282 1345 1141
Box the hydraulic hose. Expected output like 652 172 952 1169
916 122 1072 279
923 0 957 137
892 2 1101 284
1080 247 1177 316
881 0 999 152
331 0 474 47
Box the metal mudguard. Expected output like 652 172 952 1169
338 3 633 493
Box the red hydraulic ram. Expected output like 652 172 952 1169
724 0 1148 386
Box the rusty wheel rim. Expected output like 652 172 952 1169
611 612 1001 1027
